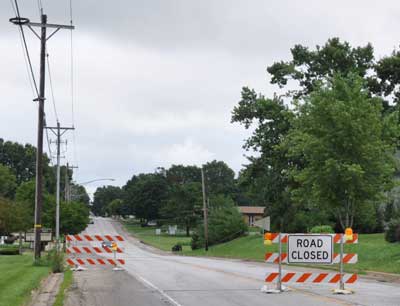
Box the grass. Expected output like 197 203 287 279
122 222 400 274
0 253 50 306
123 222 192 251
53 269 73 306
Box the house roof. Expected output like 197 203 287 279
238 206 265 214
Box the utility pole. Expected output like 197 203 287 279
65 163 78 202
201 167 209 251
10 12 74 260
45 122 74 242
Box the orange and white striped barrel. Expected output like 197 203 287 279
265 272 357 284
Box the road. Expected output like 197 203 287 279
67 217 400 306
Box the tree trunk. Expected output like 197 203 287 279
186 223 190 237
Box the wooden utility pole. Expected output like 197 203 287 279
201 167 209 251
10 12 74 260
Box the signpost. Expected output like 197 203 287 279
287 234 333 264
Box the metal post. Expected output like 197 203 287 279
201 167 208 251
339 233 344 290
55 122 60 242
277 232 282 291
33 14 47 260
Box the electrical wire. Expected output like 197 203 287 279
46 53 59 122
11 0 39 98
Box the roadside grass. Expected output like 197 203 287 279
0 253 50 306
123 222 192 251
122 222 400 275
53 269 73 306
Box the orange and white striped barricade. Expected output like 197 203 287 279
66 234 125 271
262 232 358 294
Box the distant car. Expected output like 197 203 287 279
101 241 112 248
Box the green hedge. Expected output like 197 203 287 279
385 218 400 243
0 248 19 255
310 225 334 233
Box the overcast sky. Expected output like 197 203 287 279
1 0 399 194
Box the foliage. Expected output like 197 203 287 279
286 74 399 230
0 248 19 255
58 201 89 235
104 199 124 217
166 164 201 185
310 225 334 233
191 204 248 249
0 197 31 236
161 182 202 236
123 173 169 222
47 249 65 273
53 269 73 306
385 218 400 243
92 185 123 216
0 164 17 198
203 160 235 197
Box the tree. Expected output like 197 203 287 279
203 160 235 197
0 164 17 199
267 38 375 99
161 182 202 236
191 203 247 249
286 74 399 230
92 186 123 216
105 199 124 217
123 173 168 223
166 164 201 185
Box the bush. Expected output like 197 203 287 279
191 204 248 250
47 249 65 273
385 218 400 243
171 243 182 252
310 225 334 233
0 248 19 255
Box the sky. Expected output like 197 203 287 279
1 0 400 195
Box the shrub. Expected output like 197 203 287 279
171 243 182 252
385 218 400 243
310 225 334 233
191 204 248 250
0 248 19 255
48 249 65 273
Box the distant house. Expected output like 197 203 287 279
238 206 265 226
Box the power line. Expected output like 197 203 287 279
11 0 39 97
46 53 59 122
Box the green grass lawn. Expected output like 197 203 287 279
0 253 50 306
122 222 400 274
123 222 192 251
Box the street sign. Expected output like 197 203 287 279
111 242 118 251
287 234 333 264
254 216 270 231
25 228 52 242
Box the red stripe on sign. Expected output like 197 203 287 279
74 235 83 241
97 259 106 265
271 233 279 240
346 234 358 244
105 235 113 241
66 235 72 241
346 274 357 284
87 258 96 265
343 254 354 263
296 273 312 283
313 273 328 283
329 274 341 283
116 248 122 253
118 259 125 265
84 235 93 241
281 235 288 243
107 259 116 265
93 247 102 253
265 253 273 261
72 246 81 254
95 235 103 241
66 249 71 254
115 235 124 241
83 247 92 254
66 259 75 266
103 247 112 253
282 273 295 283
77 258 85 265
265 273 279 282
333 234 341 243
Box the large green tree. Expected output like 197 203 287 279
0 164 17 199
92 185 123 216
286 74 399 229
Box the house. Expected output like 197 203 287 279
238 206 265 226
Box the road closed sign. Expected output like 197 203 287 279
287 234 333 264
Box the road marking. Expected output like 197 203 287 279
133 273 183 306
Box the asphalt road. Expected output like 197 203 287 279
67 217 400 306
